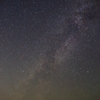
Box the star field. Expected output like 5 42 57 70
0 0 100 100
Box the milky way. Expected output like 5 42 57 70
0 0 100 100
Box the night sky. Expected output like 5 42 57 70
0 0 100 100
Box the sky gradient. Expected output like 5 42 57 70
0 0 100 100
